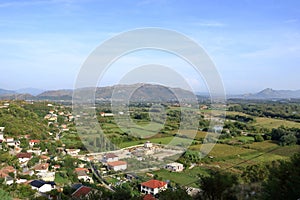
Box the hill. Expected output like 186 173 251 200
234 88 300 99
0 101 49 138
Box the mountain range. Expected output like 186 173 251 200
1 86 300 101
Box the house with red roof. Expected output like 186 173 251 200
107 161 127 171
29 140 40 147
16 152 32 165
143 194 156 200
140 179 167 196
71 186 92 199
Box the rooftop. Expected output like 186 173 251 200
141 180 167 189
107 161 127 167
72 186 92 199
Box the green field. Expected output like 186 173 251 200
153 167 209 187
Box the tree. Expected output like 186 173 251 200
242 164 269 183
0 189 12 200
280 133 297 146
254 135 264 142
262 153 300 199
199 171 238 200
159 188 192 200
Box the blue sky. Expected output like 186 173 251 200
0 0 300 94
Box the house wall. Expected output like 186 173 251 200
112 164 127 171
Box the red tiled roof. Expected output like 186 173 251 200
0 166 16 178
107 161 127 167
34 163 49 171
29 140 40 143
16 152 32 158
74 168 89 173
143 194 156 200
141 180 167 189
40 155 50 160
72 186 92 198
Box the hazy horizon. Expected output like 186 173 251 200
1 1 299 94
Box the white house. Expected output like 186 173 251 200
65 149 80 156
29 140 40 147
76 170 94 183
0 133 3 142
144 141 153 148
100 112 114 117
0 127 5 132
102 153 119 163
27 149 42 156
16 152 32 164
107 161 127 171
6 138 20 147
165 162 184 172
140 180 168 195
37 172 56 182
30 180 56 193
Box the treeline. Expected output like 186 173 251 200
267 126 300 146
228 102 300 122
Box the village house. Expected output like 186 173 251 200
37 171 55 182
71 185 93 199
29 139 40 147
27 148 42 156
144 141 153 148
65 149 81 156
74 168 93 183
140 180 168 196
34 163 49 173
30 180 56 193
0 166 16 185
165 162 184 172
6 137 20 148
102 153 119 163
0 127 4 142
16 152 32 166
100 112 114 117
107 161 127 171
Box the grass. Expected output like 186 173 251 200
55 173 70 185
254 117 300 129
189 143 256 158
226 111 300 129
153 167 209 187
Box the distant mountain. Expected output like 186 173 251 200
0 88 15 95
0 93 36 100
0 84 197 102
235 88 300 99
37 89 73 100
16 88 45 96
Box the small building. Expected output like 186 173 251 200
16 152 32 164
102 153 119 163
34 163 49 173
71 186 92 199
107 161 127 171
165 162 184 172
30 180 56 193
144 141 153 148
6 138 20 147
0 127 5 132
65 149 81 156
29 140 40 147
37 171 55 182
0 166 16 185
100 112 114 117
140 179 167 195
